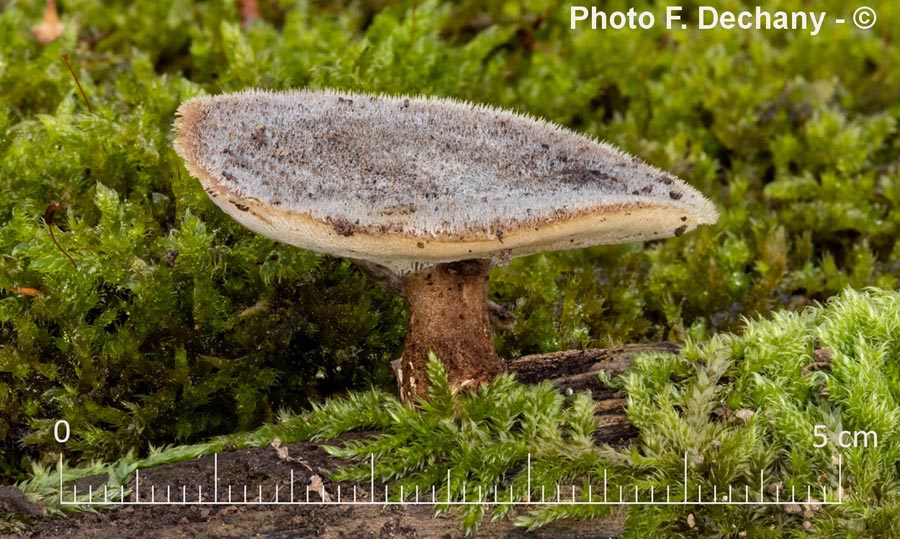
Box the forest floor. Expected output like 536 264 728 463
4 436 625 539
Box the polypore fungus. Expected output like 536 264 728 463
173 89 718 402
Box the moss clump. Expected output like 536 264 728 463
2 0 900 483
285 288 898 536
300 287 900 536
24 288 900 536
614 287 900 537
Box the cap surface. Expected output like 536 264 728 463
174 89 718 274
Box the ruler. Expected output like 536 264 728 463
58 452 842 507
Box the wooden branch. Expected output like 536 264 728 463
508 343 681 444
0 485 45 518
508 342 679 389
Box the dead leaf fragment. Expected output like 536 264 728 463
784 502 801 514
271 437 290 461
802 502 821 518
32 0 64 44
270 437 313 471
9 287 46 297
803 346 833 374
309 474 332 502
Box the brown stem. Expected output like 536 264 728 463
61 51 93 114
395 259 504 403
44 201 77 268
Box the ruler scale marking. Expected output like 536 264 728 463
55 451 844 507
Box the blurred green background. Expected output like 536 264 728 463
0 0 897 482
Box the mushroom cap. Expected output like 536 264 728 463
174 89 718 274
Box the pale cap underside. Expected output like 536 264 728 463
174 89 718 274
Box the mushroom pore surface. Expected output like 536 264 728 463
174 89 718 274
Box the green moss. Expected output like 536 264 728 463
282 287 900 537
24 288 900 536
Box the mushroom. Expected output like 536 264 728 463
173 89 718 402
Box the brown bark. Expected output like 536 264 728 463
396 260 504 402
508 343 679 395
509 343 680 444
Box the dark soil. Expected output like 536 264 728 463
3 437 625 539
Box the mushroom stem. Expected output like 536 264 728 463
397 259 504 402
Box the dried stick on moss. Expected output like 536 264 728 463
508 342 680 393
44 201 76 268
61 51 93 113
508 343 681 444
